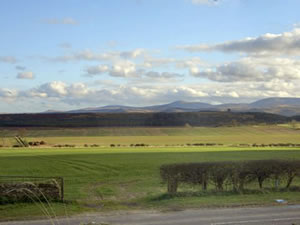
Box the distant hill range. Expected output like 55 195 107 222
1 97 300 128
53 97 300 117
0 111 290 128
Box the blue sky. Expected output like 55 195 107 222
1 0 300 112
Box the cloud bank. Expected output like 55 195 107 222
178 28 300 56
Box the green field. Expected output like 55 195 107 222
1 147 300 221
1 125 300 221
1 124 300 147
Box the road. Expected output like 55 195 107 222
1 205 300 225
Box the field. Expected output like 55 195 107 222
1 125 300 221
1 124 300 147
1 147 300 221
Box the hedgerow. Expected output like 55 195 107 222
160 160 300 194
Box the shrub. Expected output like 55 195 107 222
54 144 75 148
0 180 62 204
12 145 21 148
208 161 236 191
160 160 300 194
91 144 99 147
28 141 46 146
160 163 212 193
278 160 300 188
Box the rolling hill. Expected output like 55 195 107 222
57 97 300 116
0 111 290 128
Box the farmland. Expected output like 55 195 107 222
1 124 300 147
1 125 300 221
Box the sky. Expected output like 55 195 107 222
1 0 300 113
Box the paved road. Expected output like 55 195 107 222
1 205 300 225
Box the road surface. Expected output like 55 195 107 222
1 205 300 225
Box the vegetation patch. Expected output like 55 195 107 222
0 179 63 204
160 160 300 194
1 148 300 220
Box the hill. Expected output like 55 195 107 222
41 97 300 116
0 111 290 128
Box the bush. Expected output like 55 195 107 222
160 160 300 194
161 162 213 193
0 181 61 204
28 141 46 146
91 144 99 147
54 144 75 148
12 145 21 148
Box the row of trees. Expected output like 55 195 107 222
160 160 300 194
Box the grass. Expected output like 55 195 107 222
1 124 300 221
2 124 300 147
1 147 300 221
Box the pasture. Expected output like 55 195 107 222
1 125 300 221
1 147 300 221
1 124 300 147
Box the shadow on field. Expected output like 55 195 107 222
150 186 300 202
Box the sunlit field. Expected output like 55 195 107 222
1 145 300 221
1 124 300 147
1 125 300 221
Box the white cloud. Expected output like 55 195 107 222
32 81 68 97
67 83 89 97
44 48 149 63
143 57 176 68
141 57 207 73
110 61 138 77
178 28 300 56
190 57 300 82
43 18 79 25
17 71 35 80
85 62 183 82
86 65 110 75
176 57 206 68
0 88 18 98
85 61 140 78
120 48 146 59
145 71 182 79
167 86 208 98
45 50 117 62
0 56 17 64
4 78 300 110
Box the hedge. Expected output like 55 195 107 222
160 160 300 194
